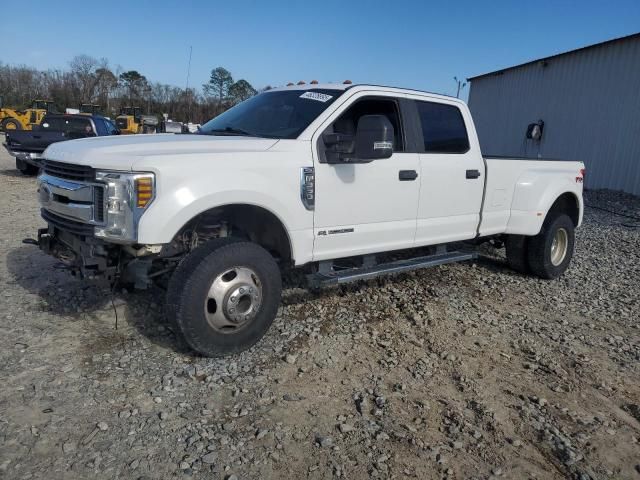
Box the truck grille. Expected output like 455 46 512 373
42 160 95 182
41 209 95 236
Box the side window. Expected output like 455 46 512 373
330 97 404 152
105 120 119 135
94 119 107 136
415 101 469 153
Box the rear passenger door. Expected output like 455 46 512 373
412 99 485 245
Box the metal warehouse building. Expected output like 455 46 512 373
467 33 640 195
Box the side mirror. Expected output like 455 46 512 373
355 115 394 160
322 132 355 163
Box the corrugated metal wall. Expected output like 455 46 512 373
468 36 640 195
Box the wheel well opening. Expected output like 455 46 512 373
175 204 293 264
548 193 579 226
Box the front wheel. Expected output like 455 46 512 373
527 213 575 279
16 158 39 176
167 238 282 357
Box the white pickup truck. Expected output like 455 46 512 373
32 83 585 356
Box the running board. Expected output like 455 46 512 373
307 251 477 288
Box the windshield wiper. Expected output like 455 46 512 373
204 126 256 137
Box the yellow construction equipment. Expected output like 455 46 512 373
115 106 158 134
0 99 55 131
79 104 102 115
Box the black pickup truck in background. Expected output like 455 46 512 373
3 113 120 175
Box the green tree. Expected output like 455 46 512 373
203 67 233 102
228 79 257 103
119 70 147 103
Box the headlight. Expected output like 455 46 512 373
94 171 155 243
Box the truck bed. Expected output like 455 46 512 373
480 157 584 237
4 130 68 154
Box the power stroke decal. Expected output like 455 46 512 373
299 91 333 102
317 228 355 236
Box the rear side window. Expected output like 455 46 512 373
415 101 469 153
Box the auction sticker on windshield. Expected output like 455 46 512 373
299 91 333 102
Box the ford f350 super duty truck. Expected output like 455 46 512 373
30 83 584 356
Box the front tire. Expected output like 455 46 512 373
527 213 575 279
167 238 282 357
16 159 39 175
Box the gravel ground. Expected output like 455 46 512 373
0 144 639 480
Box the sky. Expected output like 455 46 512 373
2 0 639 100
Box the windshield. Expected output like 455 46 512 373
199 89 343 139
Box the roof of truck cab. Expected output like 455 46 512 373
44 113 107 120
267 83 463 104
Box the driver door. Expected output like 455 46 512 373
311 94 420 261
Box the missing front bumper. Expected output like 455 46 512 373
36 227 117 282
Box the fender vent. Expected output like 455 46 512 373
93 187 105 222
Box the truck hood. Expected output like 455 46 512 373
43 134 280 170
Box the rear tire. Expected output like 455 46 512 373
16 159 39 176
527 213 575 279
167 238 282 357
505 235 530 274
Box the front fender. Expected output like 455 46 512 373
139 189 295 244
134 150 314 264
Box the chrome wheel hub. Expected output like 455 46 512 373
550 227 568 266
204 267 262 333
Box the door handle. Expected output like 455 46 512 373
466 169 481 179
399 170 418 181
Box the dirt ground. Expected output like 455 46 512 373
0 144 638 480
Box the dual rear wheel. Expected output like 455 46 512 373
506 212 575 279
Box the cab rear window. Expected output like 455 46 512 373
41 116 92 134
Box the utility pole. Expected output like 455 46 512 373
185 46 193 91
185 46 193 123
453 76 467 98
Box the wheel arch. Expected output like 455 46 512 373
170 203 294 264
546 192 580 227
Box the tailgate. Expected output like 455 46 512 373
5 131 66 153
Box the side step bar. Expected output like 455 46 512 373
307 251 477 288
